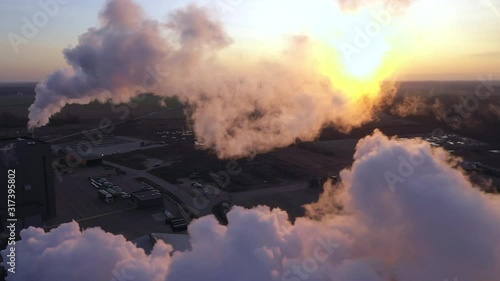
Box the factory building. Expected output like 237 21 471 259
0 137 56 235
133 233 190 255
52 146 103 167
129 189 164 208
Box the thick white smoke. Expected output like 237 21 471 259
28 0 232 129
3 131 500 281
1 222 172 281
28 0 398 158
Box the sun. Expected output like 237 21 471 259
313 38 397 100
340 39 393 79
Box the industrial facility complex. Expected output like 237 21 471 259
1 0 500 277
1 127 497 246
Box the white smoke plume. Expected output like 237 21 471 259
1 222 172 281
3 131 500 281
390 95 430 117
28 0 398 158
28 0 232 129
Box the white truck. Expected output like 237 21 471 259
98 189 113 203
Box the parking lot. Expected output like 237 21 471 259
44 165 182 239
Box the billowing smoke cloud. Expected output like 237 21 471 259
1 222 172 280
4 131 500 281
389 95 430 117
28 0 397 158
307 130 500 280
28 0 231 129
389 89 500 143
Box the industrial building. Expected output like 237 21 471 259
0 137 56 235
129 189 164 208
133 232 190 254
52 146 103 167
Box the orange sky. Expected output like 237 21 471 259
1 0 500 82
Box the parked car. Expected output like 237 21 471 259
98 189 113 203
120 192 130 198
164 210 174 219
191 182 204 189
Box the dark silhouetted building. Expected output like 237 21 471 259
0 137 56 235
52 146 103 167
129 190 163 208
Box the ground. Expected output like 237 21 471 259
44 165 184 239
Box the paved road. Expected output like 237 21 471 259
103 160 217 216
232 181 308 199
104 160 310 218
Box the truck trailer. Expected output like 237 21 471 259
98 189 113 203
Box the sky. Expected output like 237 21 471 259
1 0 500 82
